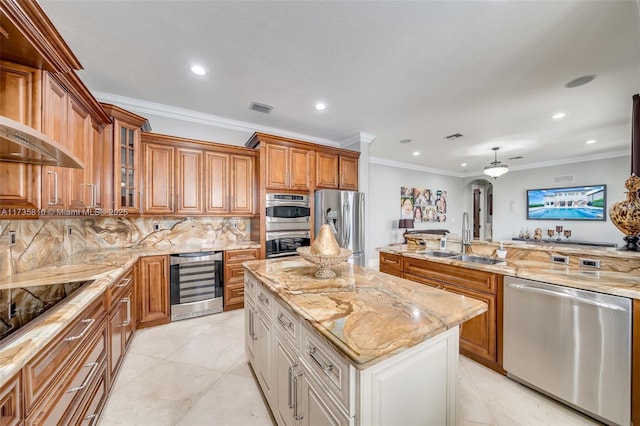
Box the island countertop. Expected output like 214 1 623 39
243 257 488 368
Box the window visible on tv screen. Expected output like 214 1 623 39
526 184 606 221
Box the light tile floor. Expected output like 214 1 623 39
99 309 600 426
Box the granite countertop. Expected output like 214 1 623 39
0 241 260 385
379 243 640 300
243 258 488 369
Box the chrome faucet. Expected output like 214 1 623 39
461 212 471 254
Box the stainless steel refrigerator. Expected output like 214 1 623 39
314 190 365 266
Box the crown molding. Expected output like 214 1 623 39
369 156 464 177
93 91 342 148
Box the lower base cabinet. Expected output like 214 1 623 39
137 255 170 328
244 269 460 425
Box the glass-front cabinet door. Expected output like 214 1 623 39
102 103 148 215
116 121 140 213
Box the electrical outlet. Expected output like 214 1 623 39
8 303 16 319
153 222 160 231
67 226 72 236
9 230 16 246
232 220 238 229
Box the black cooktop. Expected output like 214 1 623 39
0 280 93 344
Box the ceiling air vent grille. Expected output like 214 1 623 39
249 101 274 114
445 133 463 140
554 175 574 183
508 156 524 160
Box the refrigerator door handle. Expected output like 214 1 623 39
343 202 350 247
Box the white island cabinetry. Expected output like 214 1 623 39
244 266 464 426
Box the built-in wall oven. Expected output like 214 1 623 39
170 251 223 321
265 193 311 258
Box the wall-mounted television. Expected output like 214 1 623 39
526 184 606 221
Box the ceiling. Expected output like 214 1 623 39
38 0 640 176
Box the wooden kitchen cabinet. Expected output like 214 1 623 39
264 144 313 191
0 371 22 426
176 147 204 214
102 104 149 215
142 132 257 216
398 256 503 373
316 150 360 191
23 294 108 425
137 255 170 328
0 61 41 213
143 142 174 214
223 247 260 311
107 268 136 383
379 252 402 277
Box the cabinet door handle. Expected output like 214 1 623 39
277 313 293 330
246 280 254 290
47 171 58 205
287 363 298 409
65 318 95 342
67 361 99 393
122 297 131 326
258 293 269 306
115 277 132 288
308 347 334 373
85 183 97 208
293 371 304 420
83 413 98 423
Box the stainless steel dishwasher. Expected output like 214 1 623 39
503 276 631 426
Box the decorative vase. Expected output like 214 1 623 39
608 174 640 251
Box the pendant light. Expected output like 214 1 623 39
483 147 509 179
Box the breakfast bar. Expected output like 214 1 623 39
243 257 487 425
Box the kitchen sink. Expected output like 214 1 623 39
451 254 505 265
415 250 459 258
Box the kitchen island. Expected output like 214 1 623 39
243 257 487 425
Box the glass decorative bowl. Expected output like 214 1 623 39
296 247 353 278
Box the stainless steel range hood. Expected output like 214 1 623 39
0 116 84 169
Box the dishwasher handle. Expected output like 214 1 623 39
506 283 628 312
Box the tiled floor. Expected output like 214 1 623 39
99 310 600 426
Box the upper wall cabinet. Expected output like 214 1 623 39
0 1 110 217
101 104 150 215
316 150 359 191
246 132 360 193
141 133 257 217
264 144 313 191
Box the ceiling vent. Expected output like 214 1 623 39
508 156 524 160
554 175 574 183
249 101 274 114
445 133 463 140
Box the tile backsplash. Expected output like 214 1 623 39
0 216 251 277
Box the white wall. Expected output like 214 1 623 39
488 156 631 246
367 163 464 264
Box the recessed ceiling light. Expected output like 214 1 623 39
565 75 596 88
315 102 327 111
586 139 597 144
190 65 207 76
399 139 412 144
413 151 420 156
461 163 467 167
552 112 566 120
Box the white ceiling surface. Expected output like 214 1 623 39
39 1 640 176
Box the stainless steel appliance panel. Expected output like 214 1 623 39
170 251 223 321
314 190 365 266
265 230 311 259
503 277 631 426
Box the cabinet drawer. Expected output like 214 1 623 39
255 282 273 315
403 256 498 295
224 282 245 308
224 248 260 264
26 317 108 425
224 263 246 284
301 324 354 416
0 371 22 426
379 252 402 275
71 362 108 426
273 297 300 348
107 268 134 310
244 270 258 299
24 294 107 411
